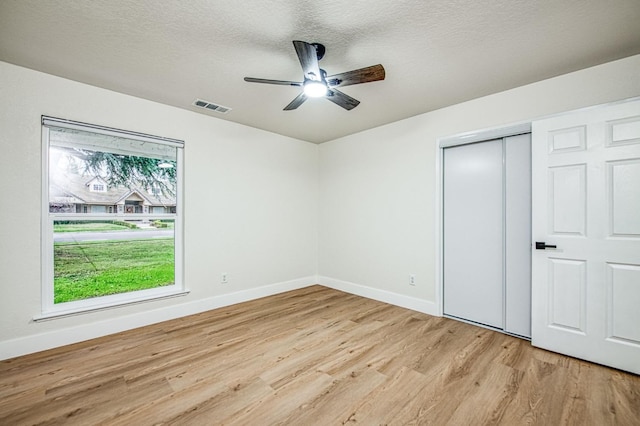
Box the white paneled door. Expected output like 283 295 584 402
532 98 640 374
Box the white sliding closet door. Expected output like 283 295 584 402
443 139 504 329
443 134 532 337
505 134 532 337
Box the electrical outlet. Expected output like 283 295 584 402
221 273 228 284
409 274 416 286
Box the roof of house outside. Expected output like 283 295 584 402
50 173 176 206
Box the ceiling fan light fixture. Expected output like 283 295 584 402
303 80 327 98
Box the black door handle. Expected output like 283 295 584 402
536 241 557 250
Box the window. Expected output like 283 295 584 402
41 117 185 318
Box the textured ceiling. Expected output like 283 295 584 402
1 0 639 143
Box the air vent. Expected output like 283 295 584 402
192 99 231 114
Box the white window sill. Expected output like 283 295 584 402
33 289 190 322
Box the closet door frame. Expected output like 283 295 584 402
436 122 532 325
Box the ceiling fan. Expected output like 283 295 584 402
244 40 385 111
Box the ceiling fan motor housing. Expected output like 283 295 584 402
311 43 326 60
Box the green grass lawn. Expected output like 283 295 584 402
54 238 174 303
54 221 174 232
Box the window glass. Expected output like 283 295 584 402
43 118 183 314
53 219 175 303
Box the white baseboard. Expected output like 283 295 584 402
0 276 315 361
318 276 439 317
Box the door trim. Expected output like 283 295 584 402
436 121 532 318
439 122 532 148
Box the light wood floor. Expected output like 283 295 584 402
1 286 639 425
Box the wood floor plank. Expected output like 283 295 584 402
346 366 430 424
1 285 639 425
499 356 571 425
446 361 524 425
223 370 335 425
275 366 388 425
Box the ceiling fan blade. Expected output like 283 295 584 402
244 77 302 87
283 92 308 111
293 40 322 81
326 88 360 110
326 64 385 88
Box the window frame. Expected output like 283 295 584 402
39 116 186 320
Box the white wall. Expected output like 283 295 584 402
318 54 640 313
0 61 319 359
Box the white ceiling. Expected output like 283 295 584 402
1 1 639 144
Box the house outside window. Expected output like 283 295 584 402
41 116 185 318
